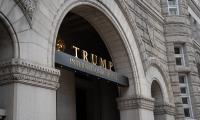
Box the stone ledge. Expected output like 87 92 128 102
176 66 191 73
117 96 154 111
154 103 176 115
0 59 60 90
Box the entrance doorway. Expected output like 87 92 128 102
75 72 119 120
56 12 120 120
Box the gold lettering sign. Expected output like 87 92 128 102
72 45 113 71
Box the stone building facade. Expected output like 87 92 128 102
0 0 199 120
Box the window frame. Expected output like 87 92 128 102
184 108 191 117
167 0 179 15
174 45 185 66
178 74 194 118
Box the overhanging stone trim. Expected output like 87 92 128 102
154 103 176 116
0 59 60 90
117 96 154 111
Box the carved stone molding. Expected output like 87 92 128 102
15 0 38 25
117 96 154 111
0 58 60 90
154 103 176 115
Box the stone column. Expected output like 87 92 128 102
0 58 60 120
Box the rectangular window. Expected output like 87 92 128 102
179 75 185 83
174 47 181 54
180 87 187 94
168 0 177 5
174 45 185 66
178 74 194 118
167 0 179 15
182 97 188 104
184 108 191 117
176 57 182 65
174 46 183 54
169 8 178 15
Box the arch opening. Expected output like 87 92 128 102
54 5 133 120
151 80 164 119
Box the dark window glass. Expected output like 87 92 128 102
174 47 180 54
168 0 177 5
180 87 187 94
197 63 200 77
182 97 188 104
176 58 182 65
179 76 185 83
184 108 190 117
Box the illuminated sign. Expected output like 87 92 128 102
72 46 113 71
55 51 129 86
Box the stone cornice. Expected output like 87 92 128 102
188 0 200 18
15 0 38 27
117 96 154 111
0 59 60 90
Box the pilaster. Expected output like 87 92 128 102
0 58 60 120
117 96 154 120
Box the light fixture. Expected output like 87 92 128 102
56 36 65 52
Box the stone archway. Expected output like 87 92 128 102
54 5 134 120
55 12 122 120
146 63 175 120
49 1 152 120
50 0 147 98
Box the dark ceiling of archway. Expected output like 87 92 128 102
58 12 112 61
0 20 13 60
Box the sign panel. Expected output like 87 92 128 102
55 51 129 86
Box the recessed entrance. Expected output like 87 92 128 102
56 12 120 120
75 72 119 120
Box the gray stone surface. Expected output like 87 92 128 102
0 0 199 120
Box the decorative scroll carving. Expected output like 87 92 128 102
15 0 38 25
0 59 60 90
